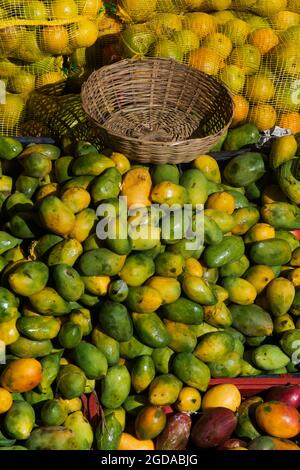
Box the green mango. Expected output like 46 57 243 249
91 326 120 366
7 211 40 239
219 255 250 278
204 215 223 245
0 231 21 255
24 387 53 406
245 181 261 201
79 293 100 307
149 374 182 406
64 411 93 450
16 175 39 199
29 287 71 316
91 168 122 204
241 359 262 377
72 341 108 380
261 202 300 230
123 395 148 416
248 436 300 451
17 315 60 341
101 365 131 409
41 399 68 426
8 261 49 297
151 182 188 207
208 352 243 378
280 329 300 357
98 300 133 342
38 195 75 237
268 367 287 374
9 337 52 358
0 446 28 450
108 279 129 302
252 345 290 370
38 351 62 393
52 264 84 301
75 141 98 157
194 331 235 363
4 401 35 440
0 287 18 323
230 304 273 337
0 430 16 447
172 352 211 391
22 153 52 178
105 219 132 256
210 130 228 151
58 322 82 349
246 336 266 347
224 152 265 188
0 137 22 160
151 164 180 185
95 413 122 450
164 319 197 353
204 209 235 234
126 286 162 313
277 158 300 205
160 297 203 325
70 308 92 336
55 156 74 183
203 235 245 268
71 153 115 176
47 238 83 266
152 347 174 374
250 239 292 266
190 322 218 337
182 275 217 305
20 143 60 160
5 193 33 217
236 396 263 440
223 124 260 151
167 239 204 259
132 312 171 348
155 252 184 278
180 169 208 207
25 426 76 450
57 364 87 399
227 190 251 209
120 253 155 286
119 336 153 360
204 301 232 328
2 247 24 264
275 230 299 252
131 356 156 393
78 248 125 276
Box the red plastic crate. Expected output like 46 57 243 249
210 375 300 396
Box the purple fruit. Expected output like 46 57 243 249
191 407 237 448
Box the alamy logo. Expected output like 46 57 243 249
0 340 5 364
96 197 204 251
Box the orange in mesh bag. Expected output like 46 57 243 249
118 0 300 132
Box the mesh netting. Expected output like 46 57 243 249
0 0 107 135
117 0 300 133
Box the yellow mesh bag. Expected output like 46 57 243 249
117 0 300 133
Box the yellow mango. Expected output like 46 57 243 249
0 316 20 345
121 167 152 208
287 268 300 287
274 314 295 335
82 276 110 296
244 223 275 243
244 265 276 294
204 301 232 328
193 155 221 183
223 277 257 305
266 278 295 317
145 276 181 304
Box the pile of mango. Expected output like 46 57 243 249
0 127 300 450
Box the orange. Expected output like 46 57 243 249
204 0 232 10
76 0 103 17
204 33 232 59
245 75 275 102
230 95 249 128
36 71 66 88
202 384 241 412
183 12 216 39
271 10 300 30
248 104 277 131
0 387 12 414
252 0 288 17
248 28 279 55
222 19 250 46
41 26 69 55
206 191 235 214
189 47 220 75
50 0 78 19
279 112 300 133
212 10 236 25
70 19 98 48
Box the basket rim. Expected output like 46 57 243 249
81 57 234 147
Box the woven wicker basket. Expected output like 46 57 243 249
81 58 234 164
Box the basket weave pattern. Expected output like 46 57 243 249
81 57 234 164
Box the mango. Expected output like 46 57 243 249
71 153 114 176
29 287 71 316
4 401 35 440
38 195 75 237
280 329 300 357
160 297 203 325
230 304 273 337
172 353 210 392
252 345 290 371
72 341 108 380
131 356 156 393
204 209 235 234
41 399 68 426
149 374 182 406
236 396 263 440
70 308 92 336
151 181 188 207
145 276 181 304
0 231 21 255
232 206 260 235
78 248 126 276
92 326 120 366
204 302 232 328
57 364 86 399
151 164 180 185
69 208 96 242
219 255 250 278
223 151 265 186
208 352 243 378
119 336 152 360
64 411 93 450
266 278 295 317
53 264 84 302
180 169 208 207
152 347 174 374
17 315 60 341
8 261 49 297
25 426 76 450
98 300 133 342
47 238 83 266
164 319 197 353
244 265 275 294
126 286 163 313
250 239 292 266
155 252 184 277
95 412 122 450
194 331 235 363
120 253 155 286
58 322 82 349
101 365 131 409
9 337 52 358
91 168 122 204
132 313 170 348
222 277 257 305
203 236 245 268
39 352 62 393
182 275 217 305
